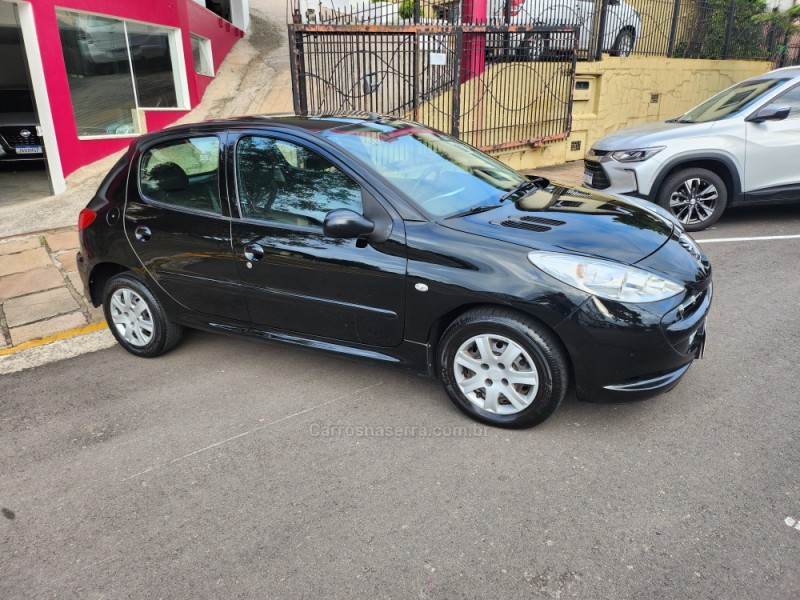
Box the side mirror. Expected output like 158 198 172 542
323 209 375 239
747 104 791 123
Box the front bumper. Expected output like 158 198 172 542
583 152 663 199
554 278 712 404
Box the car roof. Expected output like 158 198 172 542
759 66 800 80
137 114 380 145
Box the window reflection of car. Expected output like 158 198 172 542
61 15 169 73
0 89 44 164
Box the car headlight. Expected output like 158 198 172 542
528 251 684 303
610 147 665 162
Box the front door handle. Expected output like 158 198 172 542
134 226 151 242
244 243 265 262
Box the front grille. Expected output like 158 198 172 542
583 159 610 189
0 126 41 149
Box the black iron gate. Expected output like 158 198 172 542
288 20 578 151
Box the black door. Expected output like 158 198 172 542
125 134 248 321
228 133 407 347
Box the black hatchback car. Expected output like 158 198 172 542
77 115 712 428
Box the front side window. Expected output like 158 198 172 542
56 9 184 137
772 84 800 119
236 136 362 228
140 136 221 213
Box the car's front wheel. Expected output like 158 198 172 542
103 273 183 357
438 308 569 428
656 168 728 231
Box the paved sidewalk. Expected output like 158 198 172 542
526 160 584 187
0 229 104 350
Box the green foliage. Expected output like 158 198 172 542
753 5 800 61
399 0 414 20
675 0 770 60
752 5 800 38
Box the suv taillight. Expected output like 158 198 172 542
78 208 96 231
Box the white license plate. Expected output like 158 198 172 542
583 171 593 186
16 146 42 154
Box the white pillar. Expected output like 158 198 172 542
8 0 66 194
229 0 250 31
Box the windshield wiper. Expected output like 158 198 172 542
500 179 539 202
446 204 502 219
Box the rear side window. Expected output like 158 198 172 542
140 136 221 213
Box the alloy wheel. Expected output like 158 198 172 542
669 177 719 226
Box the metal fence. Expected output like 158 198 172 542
287 0 794 151
288 10 579 151
292 0 790 63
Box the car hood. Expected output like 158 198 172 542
441 184 674 265
591 120 714 150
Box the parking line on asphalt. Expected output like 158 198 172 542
0 321 108 357
696 234 800 244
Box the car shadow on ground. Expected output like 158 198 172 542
173 328 665 434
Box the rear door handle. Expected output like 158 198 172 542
134 226 151 242
244 243 265 261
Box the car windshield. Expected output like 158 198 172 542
320 119 526 218
675 78 788 123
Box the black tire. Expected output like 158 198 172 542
438 308 569 429
611 29 635 57
656 167 728 232
103 273 183 358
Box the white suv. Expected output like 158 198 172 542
584 66 800 231
488 0 641 58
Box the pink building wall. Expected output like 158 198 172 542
29 0 243 178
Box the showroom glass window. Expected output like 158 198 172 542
140 136 221 214
191 34 214 77
56 10 184 137
235 136 362 227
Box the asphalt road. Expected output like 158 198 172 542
2 205 800 599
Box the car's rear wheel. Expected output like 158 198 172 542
518 33 547 61
103 273 182 357
438 308 568 428
611 29 635 57
657 168 728 231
